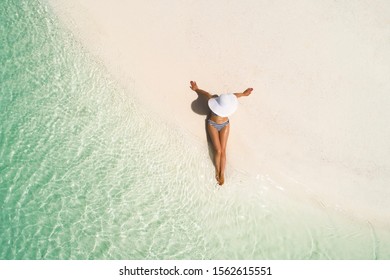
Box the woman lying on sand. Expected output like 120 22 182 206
189 81 253 185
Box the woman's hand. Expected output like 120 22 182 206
243 88 253 96
235 88 253 98
189 81 213 99
190 81 199 91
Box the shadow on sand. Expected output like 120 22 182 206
190 94 215 168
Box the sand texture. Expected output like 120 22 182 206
48 0 390 224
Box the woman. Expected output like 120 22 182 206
189 81 253 185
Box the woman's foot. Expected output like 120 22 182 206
218 173 225 186
215 170 224 186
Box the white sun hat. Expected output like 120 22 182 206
208 93 238 117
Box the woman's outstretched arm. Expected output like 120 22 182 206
234 88 253 98
190 81 213 99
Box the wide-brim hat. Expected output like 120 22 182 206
208 93 238 117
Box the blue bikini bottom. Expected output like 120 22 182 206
208 119 230 132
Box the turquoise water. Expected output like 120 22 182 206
1 0 390 259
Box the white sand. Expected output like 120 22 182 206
49 0 390 225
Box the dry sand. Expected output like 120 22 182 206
48 0 390 225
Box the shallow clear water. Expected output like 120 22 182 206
1 0 390 259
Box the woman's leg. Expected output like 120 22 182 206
207 124 222 184
218 124 230 185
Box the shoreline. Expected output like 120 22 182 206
47 0 390 226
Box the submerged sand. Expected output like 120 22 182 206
48 0 390 225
